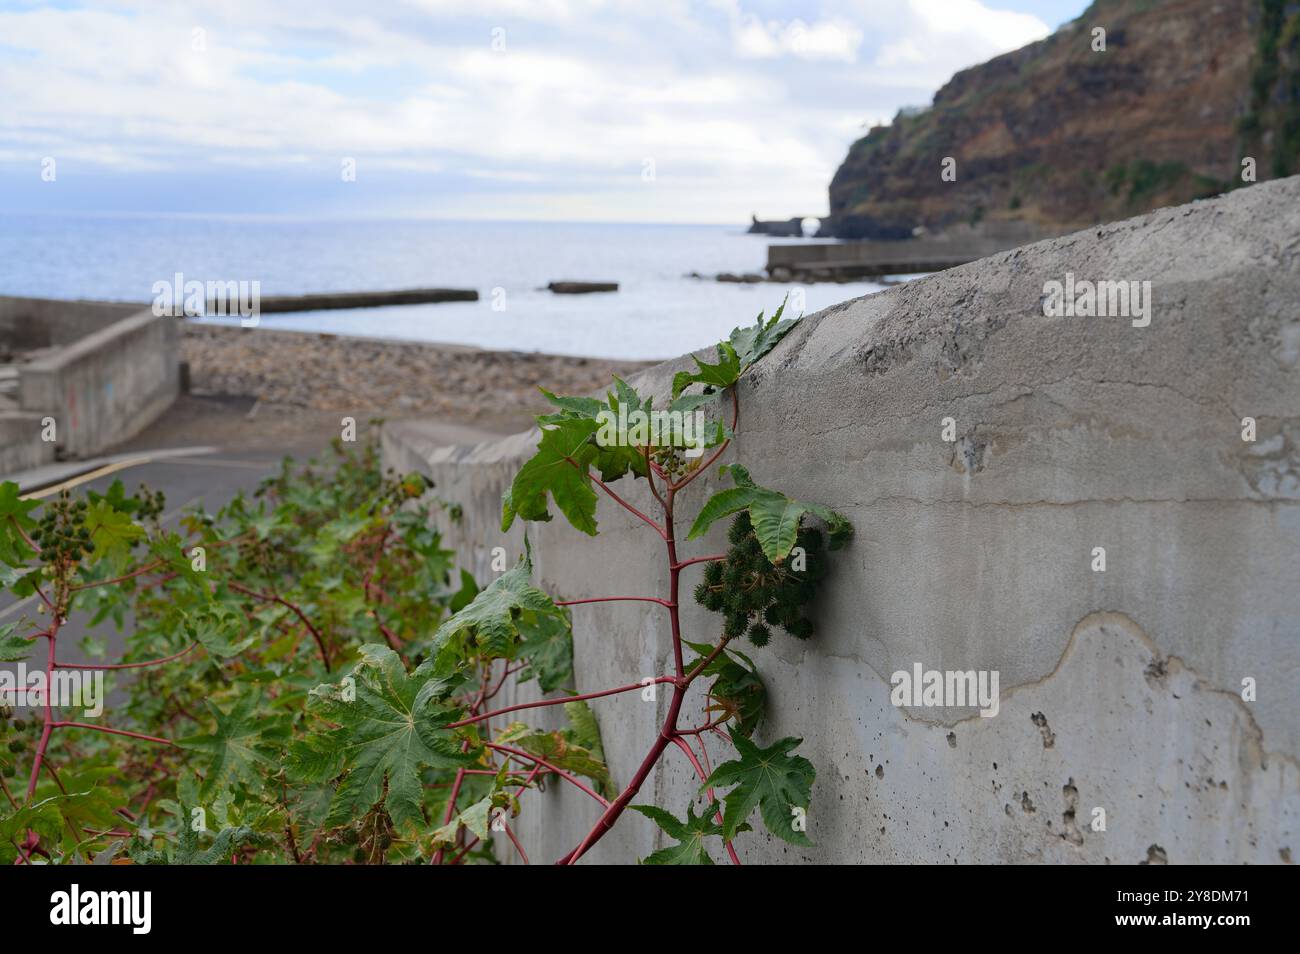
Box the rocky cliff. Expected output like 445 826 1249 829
823 0 1300 238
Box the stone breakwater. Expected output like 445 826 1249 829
180 323 651 431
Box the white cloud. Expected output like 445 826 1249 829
0 0 1063 221
733 15 864 62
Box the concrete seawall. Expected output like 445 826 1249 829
1 299 180 469
383 176 1300 864
767 220 1064 280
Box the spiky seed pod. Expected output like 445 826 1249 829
786 617 814 640
727 512 753 543
694 514 841 645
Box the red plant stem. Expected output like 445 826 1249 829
671 387 738 493
670 736 740 865
559 689 684 864
69 560 164 592
427 770 512 781
675 719 727 736
10 837 32 865
566 457 667 539
48 722 174 746
433 677 489 864
227 581 331 671
32 582 56 613
361 526 390 598
643 445 667 512
376 620 402 651
560 389 743 864
9 515 39 553
55 643 198 670
671 554 726 570
682 634 733 684
485 742 611 808
665 490 685 679
137 571 179 591
503 822 529 865
446 676 674 729
485 661 522 702
25 611 58 799
512 763 543 798
448 836 480 865
555 595 674 608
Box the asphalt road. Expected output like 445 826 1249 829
1 450 287 684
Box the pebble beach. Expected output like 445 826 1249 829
178 323 652 441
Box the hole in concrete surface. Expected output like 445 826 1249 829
1031 712 1056 748
1141 844 1169 865
1061 778 1084 846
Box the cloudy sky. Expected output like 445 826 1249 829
0 0 1088 222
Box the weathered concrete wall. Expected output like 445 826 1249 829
0 412 56 476
14 307 179 460
384 176 1300 864
0 297 140 352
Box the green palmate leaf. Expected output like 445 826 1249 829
0 481 39 565
630 802 736 865
727 299 796 369
179 691 290 799
0 792 84 864
0 621 35 662
703 728 815 846
448 568 480 613
561 699 615 797
130 808 267 865
671 342 741 399
291 644 473 832
429 786 521 849
494 721 612 795
430 794 497 847
515 607 574 693
185 604 255 658
85 499 145 572
670 302 797 400
429 550 561 669
535 388 604 424
687 464 852 562
0 563 24 590
501 417 600 534
683 640 766 737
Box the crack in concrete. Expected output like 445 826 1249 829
808 609 1299 771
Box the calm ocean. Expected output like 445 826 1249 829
0 214 888 360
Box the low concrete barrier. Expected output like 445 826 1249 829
767 221 1064 280
13 306 179 460
251 288 478 313
0 297 140 352
385 175 1300 864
